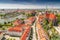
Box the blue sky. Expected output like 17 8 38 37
0 0 60 9
0 0 60 5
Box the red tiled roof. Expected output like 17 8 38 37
25 17 35 25
49 13 56 20
8 24 25 32
20 26 31 40
8 24 28 32
38 15 44 22
46 12 56 20
13 19 22 26
46 13 50 18
8 27 22 32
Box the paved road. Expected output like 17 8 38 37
32 16 39 40
32 17 37 40
36 16 41 40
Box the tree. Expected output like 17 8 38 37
48 21 53 28
0 24 3 28
4 22 7 25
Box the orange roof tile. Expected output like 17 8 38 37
49 13 56 20
13 19 22 25
8 24 24 32
8 27 22 32
46 13 50 18
25 17 35 25
20 26 31 40
38 15 44 22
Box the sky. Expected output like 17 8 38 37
0 0 60 4
0 0 60 9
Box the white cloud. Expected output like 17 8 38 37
0 3 60 9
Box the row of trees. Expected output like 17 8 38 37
56 14 60 26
